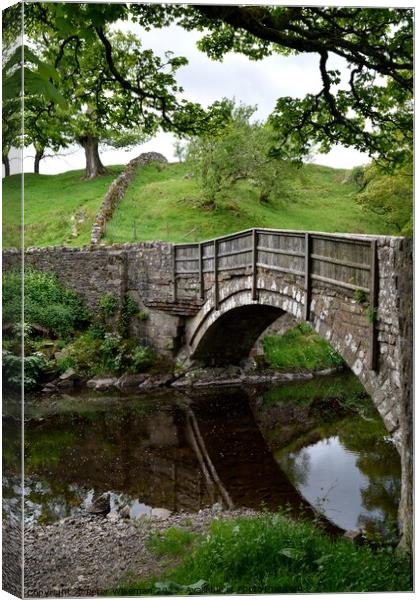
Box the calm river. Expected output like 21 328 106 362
3 371 401 541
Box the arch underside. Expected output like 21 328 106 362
191 304 285 365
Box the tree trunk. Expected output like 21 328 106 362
78 136 108 179
2 153 10 177
34 147 44 174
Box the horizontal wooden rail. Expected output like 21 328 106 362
310 253 371 271
258 245 305 258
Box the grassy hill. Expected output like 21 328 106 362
2 161 391 248
2 166 124 248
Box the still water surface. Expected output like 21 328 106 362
3 371 401 539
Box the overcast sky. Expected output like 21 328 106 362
13 7 371 175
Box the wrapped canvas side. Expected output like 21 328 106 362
2 1 24 598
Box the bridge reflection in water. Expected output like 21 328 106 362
5 379 400 538
18 390 320 523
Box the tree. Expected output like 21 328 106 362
132 5 412 171
3 3 68 176
355 159 413 236
23 3 230 179
23 96 73 174
27 29 163 178
185 100 299 209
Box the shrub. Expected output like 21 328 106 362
99 333 127 374
3 349 48 390
58 334 102 376
119 294 139 335
98 293 118 318
3 268 91 339
130 345 155 372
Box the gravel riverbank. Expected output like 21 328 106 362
24 507 260 597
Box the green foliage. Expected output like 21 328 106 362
119 294 139 335
3 349 48 390
23 6 230 177
345 166 366 190
354 289 367 304
177 6 413 169
21 5 412 172
185 101 300 209
146 528 194 558
58 334 101 376
130 346 156 372
2 268 90 339
86 323 106 340
98 293 118 318
365 306 378 324
117 513 412 594
99 333 127 374
356 159 413 236
264 324 344 371
59 331 155 377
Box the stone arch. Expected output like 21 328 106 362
184 276 400 442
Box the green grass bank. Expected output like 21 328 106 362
112 514 412 595
2 166 123 248
3 161 391 249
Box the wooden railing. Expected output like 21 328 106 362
174 228 378 369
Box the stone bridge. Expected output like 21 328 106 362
173 229 411 443
4 227 412 546
172 228 412 548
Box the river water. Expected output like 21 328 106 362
3 370 401 541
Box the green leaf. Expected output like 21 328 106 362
185 579 207 592
279 547 300 559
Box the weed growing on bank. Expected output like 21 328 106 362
113 513 412 595
145 528 195 558
263 322 344 371
2 268 157 389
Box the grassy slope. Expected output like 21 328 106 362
2 166 123 248
263 323 344 371
113 515 412 595
104 162 390 244
2 161 391 249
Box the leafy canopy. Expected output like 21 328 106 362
133 4 413 170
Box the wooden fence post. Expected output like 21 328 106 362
304 233 311 321
252 228 258 301
172 245 177 302
199 242 204 300
214 239 219 310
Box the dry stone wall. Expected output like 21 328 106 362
90 152 168 245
